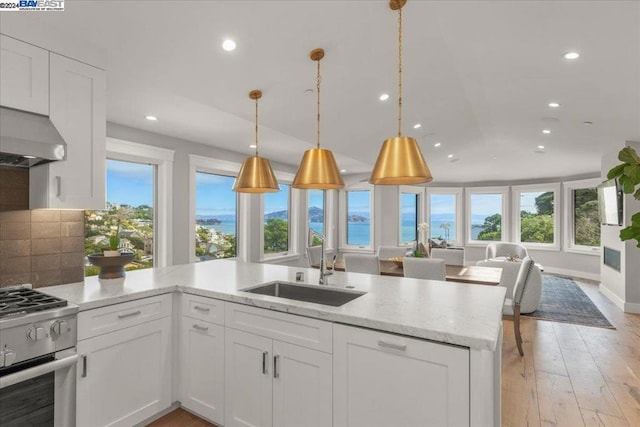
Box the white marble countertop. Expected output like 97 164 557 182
42 260 506 351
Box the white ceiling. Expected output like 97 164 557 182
6 0 640 183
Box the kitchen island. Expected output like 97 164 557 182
44 259 506 427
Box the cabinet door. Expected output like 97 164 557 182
180 317 224 425
333 324 470 427
272 340 332 427
31 53 106 209
76 317 172 427
0 35 49 114
225 328 273 427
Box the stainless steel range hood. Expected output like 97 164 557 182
0 107 67 168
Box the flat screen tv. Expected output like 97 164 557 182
597 178 623 226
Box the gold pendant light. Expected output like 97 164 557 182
292 48 345 190
369 0 433 185
232 90 280 193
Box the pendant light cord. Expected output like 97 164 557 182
397 5 403 137
255 96 259 156
316 59 322 149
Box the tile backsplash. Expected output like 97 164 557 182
0 209 85 288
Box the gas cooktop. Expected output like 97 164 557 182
0 288 68 318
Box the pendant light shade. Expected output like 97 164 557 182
233 90 280 193
292 48 344 190
369 0 433 185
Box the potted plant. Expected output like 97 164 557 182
607 146 640 247
88 221 135 279
103 235 121 257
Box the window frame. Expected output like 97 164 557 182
511 183 561 251
306 189 326 245
261 180 293 260
398 186 425 246
465 186 510 246
426 187 463 246
106 137 174 268
339 182 375 252
563 178 601 255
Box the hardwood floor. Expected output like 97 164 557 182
151 276 640 427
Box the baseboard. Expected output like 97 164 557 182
598 284 626 312
624 301 640 314
134 401 180 427
543 266 600 282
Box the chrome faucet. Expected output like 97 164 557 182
310 230 332 285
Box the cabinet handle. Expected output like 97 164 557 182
378 340 407 352
81 355 87 378
117 310 141 319
193 324 209 331
55 176 62 197
262 351 269 375
194 306 210 313
273 354 280 379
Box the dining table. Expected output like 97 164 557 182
313 259 503 286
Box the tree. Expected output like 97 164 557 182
520 214 554 243
535 192 554 215
264 218 288 253
477 214 502 241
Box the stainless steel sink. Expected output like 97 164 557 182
240 281 365 307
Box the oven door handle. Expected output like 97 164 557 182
0 354 78 390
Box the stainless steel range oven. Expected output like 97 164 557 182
0 287 78 427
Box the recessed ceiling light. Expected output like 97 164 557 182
434 142 441 148
249 144 257 149
413 123 422 129
564 52 580 60
23 155 36 159
548 102 560 108
538 145 545 149
583 121 593 125
145 115 158 121
447 154 454 159
379 93 390 101
340 169 347 173
542 129 551 134
222 39 237 51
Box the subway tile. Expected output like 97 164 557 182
0 273 32 287
60 210 85 222
0 211 30 223
31 254 61 272
61 221 84 237
32 238 61 255
0 222 31 240
61 237 84 253
60 252 84 269
0 240 31 257
31 210 61 223
61 268 85 284
32 270 62 288
31 222 61 239
0 256 31 275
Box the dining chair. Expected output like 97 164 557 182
306 246 323 267
343 254 380 275
377 246 410 260
402 257 446 281
505 256 535 356
430 248 464 266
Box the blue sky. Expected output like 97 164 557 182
308 189 324 210
264 184 290 214
195 172 237 216
470 193 502 216
347 190 370 216
107 159 154 206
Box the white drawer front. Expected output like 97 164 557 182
78 293 172 341
225 302 332 353
181 294 224 325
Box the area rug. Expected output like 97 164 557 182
523 275 615 329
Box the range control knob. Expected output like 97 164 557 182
51 320 68 336
27 326 46 341
1 349 17 367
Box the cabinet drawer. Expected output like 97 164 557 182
181 293 224 325
78 293 172 341
225 302 332 353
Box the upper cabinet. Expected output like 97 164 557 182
30 53 106 209
0 35 49 115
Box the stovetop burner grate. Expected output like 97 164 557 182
0 288 67 318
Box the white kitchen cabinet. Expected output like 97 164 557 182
333 323 470 427
30 52 106 209
0 35 49 115
180 317 225 425
224 303 333 427
76 295 172 427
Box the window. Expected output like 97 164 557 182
400 192 418 244
564 178 601 254
344 189 372 248
194 172 237 261
467 187 508 244
264 184 290 255
513 184 560 248
427 188 462 244
308 189 324 245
